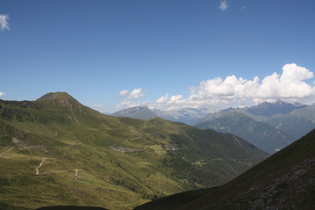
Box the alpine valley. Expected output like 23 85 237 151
0 92 268 209
113 100 315 154
135 126 315 210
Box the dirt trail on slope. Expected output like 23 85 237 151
0 147 15 157
35 157 46 175
35 157 80 180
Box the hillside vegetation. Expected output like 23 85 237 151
0 92 267 209
135 129 315 209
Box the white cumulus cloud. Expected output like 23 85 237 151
219 0 229 11
115 88 146 110
114 64 315 112
0 92 5 97
0 14 10 31
155 63 315 110
189 63 315 103
169 95 183 103
118 88 145 99
256 64 314 99
156 93 169 103
129 88 145 99
281 63 313 81
119 89 129 97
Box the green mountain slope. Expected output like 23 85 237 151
0 92 268 209
195 111 293 153
135 129 315 210
267 105 315 140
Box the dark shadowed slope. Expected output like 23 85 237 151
37 206 107 210
135 129 315 210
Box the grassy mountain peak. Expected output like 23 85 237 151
37 92 76 101
36 92 82 112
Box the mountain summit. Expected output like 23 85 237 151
37 92 78 102
36 92 82 111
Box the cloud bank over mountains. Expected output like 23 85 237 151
189 64 314 102
115 64 315 112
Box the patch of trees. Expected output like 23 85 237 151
0 104 34 122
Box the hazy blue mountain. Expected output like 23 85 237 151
246 99 306 116
112 106 157 120
154 107 215 125
195 111 293 154
112 107 216 125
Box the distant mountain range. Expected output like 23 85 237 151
112 100 315 154
112 106 157 120
196 100 315 153
112 106 214 125
0 92 267 209
135 128 315 210
195 111 292 154
246 99 306 116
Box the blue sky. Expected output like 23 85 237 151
1 0 315 113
